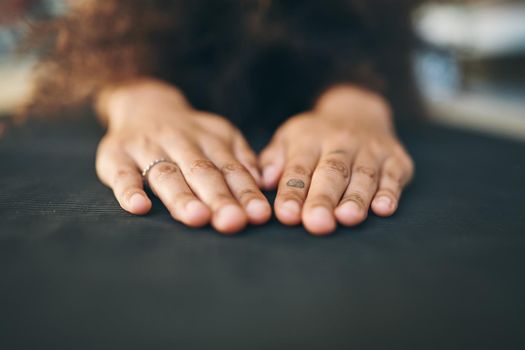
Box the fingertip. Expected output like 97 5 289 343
213 205 248 234
128 192 152 215
184 200 212 227
303 207 336 236
335 201 367 226
371 197 397 217
275 200 302 226
246 199 272 225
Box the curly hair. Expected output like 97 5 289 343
24 0 420 126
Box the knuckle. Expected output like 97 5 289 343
307 194 333 209
279 192 304 205
212 193 237 209
341 191 367 209
293 165 307 176
284 164 308 177
376 188 399 201
318 158 350 179
190 159 219 174
150 163 179 183
220 162 247 175
238 188 259 204
384 170 403 186
326 148 350 156
354 165 378 181
113 169 137 186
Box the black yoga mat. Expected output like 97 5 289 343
1 112 524 349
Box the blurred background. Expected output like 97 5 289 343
0 0 524 140
413 0 525 141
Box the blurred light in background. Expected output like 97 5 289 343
0 0 65 114
415 2 525 57
413 1 525 141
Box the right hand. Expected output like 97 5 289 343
95 79 271 234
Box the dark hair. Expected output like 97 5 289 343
25 0 421 126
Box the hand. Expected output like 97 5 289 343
95 79 271 234
259 86 414 235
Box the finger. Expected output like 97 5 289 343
203 141 271 225
335 149 382 226
274 142 320 226
233 133 262 187
371 155 414 217
258 135 286 190
126 139 211 228
163 138 248 234
302 147 354 235
96 138 152 215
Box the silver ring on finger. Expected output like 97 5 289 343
141 158 177 180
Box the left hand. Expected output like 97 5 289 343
259 86 414 235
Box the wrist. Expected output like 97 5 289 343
95 78 190 130
314 85 393 125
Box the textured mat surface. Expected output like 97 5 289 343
1 114 524 349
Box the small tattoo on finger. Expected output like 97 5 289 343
286 179 305 189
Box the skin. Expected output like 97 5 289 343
260 85 415 235
95 79 414 235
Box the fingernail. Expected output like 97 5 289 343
246 199 268 218
375 196 392 211
215 205 247 233
217 205 245 224
309 207 332 222
281 200 300 216
129 193 148 212
335 201 363 222
263 165 278 186
305 206 336 234
186 200 208 214
184 200 211 226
